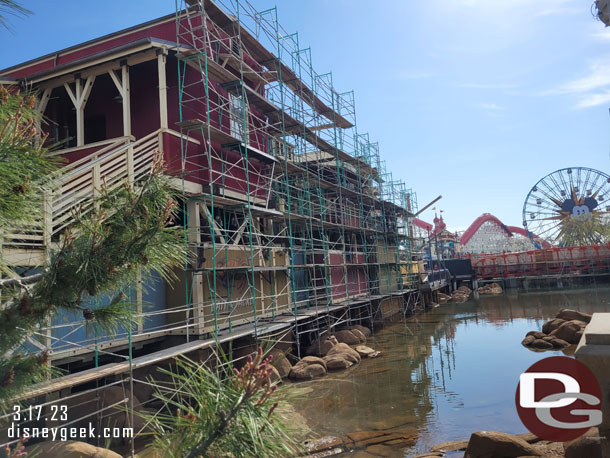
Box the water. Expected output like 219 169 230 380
283 286 610 456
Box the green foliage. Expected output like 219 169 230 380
0 0 31 31
0 88 187 403
140 349 300 458
0 168 187 401
0 86 57 230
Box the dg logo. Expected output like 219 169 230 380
515 356 602 442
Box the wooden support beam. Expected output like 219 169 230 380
64 75 95 146
108 66 131 137
187 200 204 333
35 88 52 132
157 52 168 130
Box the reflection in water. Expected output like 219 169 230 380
284 286 610 456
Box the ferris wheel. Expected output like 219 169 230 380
522 167 610 247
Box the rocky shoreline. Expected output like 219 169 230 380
521 308 590 350
271 325 382 382
412 427 601 458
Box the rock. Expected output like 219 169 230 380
26 440 122 458
64 386 147 440
431 440 469 452
364 444 394 456
304 436 345 453
478 283 503 295
352 452 377 458
300 356 327 371
350 324 371 337
132 364 173 404
515 432 541 444
326 343 361 363
355 345 377 358
289 362 326 380
350 328 367 343
549 321 583 344
547 336 571 348
269 349 292 378
571 319 589 329
438 292 451 304
530 339 554 349
452 292 469 303
464 431 541 458
306 336 339 357
412 454 443 458
269 365 282 382
542 318 567 335
564 427 601 458
457 285 472 293
557 309 592 324
323 354 354 370
333 330 361 345
526 331 547 339
521 335 536 346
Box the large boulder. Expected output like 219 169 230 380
300 355 327 371
549 321 585 344
564 427 601 458
542 335 571 348
464 431 540 458
530 339 553 349
323 354 354 370
452 292 469 303
326 343 361 364
269 365 282 382
557 309 592 324
349 324 371 337
334 330 362 345
457 285 472 293
305 335 338 357
350 328 367 343
521 335 536 346
355 345 379 358
64 386 148 442
478 283 502 295
526 331 546 339
269 349 292 378
289 360 326 380
438 292 451 304
542 318 567 335
26 440 121 458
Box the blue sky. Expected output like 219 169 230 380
2 0 610 231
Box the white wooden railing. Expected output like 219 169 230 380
3 130 162 253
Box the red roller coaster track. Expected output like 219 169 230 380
460 213 551 248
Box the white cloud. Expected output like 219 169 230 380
574 91 610 109
546 59 610 108
591 28 610 40
478 102 504 111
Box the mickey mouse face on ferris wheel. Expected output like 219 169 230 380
561 196 598 218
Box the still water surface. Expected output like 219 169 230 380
285 286 610 456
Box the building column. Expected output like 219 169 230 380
109 64 131 137
64 75 95 146
188 200 204 334
109 64 133 181
157 50 168 130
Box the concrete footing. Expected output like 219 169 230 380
575 313 610 457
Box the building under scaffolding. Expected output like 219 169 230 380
0 0 420 453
